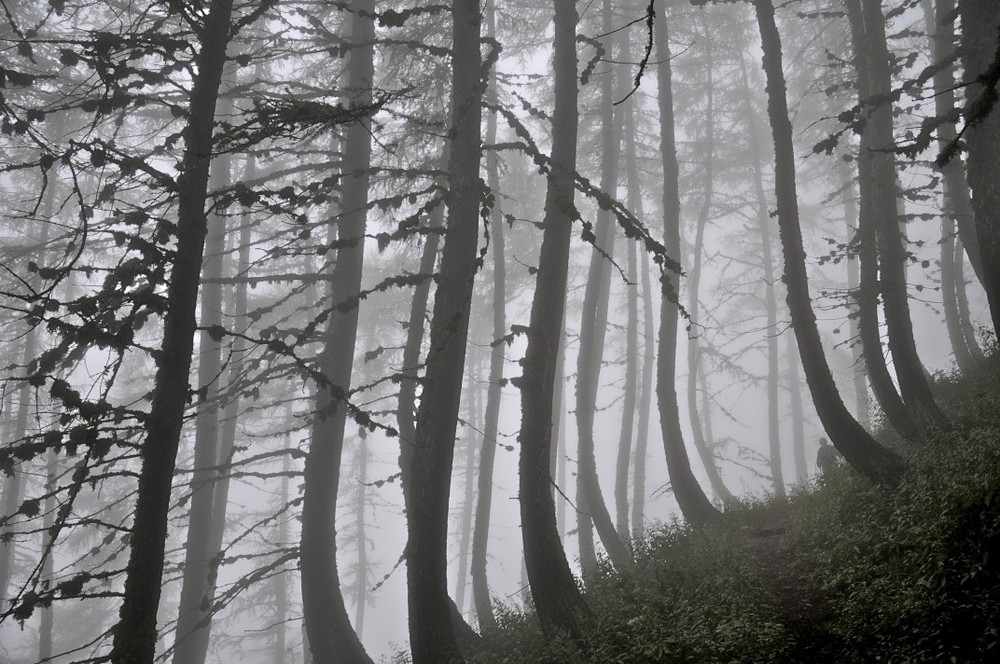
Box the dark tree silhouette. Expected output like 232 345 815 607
110 2 237 662
406 0 483 659
753 0 903 485
518 0 591 642
654 2 720 526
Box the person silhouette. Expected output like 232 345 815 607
816 437 841 475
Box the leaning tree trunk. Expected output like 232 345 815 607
754 0 902 485
573 0 632 574
688 48 736 505
957 0 1000 337
406 0 483 659
850 0 948 434
841 0 919 442
837 158 871 430
626 104 655 538
518 0 592 642
173 98 231 664
299 4 376 663
654 2 720 526
471 0 506 625
109 3 235 662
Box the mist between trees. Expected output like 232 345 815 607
0 0 997 662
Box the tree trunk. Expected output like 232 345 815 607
628 112 654 538
841 0 918 441
849 0 949 433
654 3 720 526
518 0 591 642
786 333 809 481
471 0 506 624
109 3 235 662
957 0 1000 337
275 439 290 663
687 51 736 505
454 358 479 615
173 95 232 664
754 0 903 485
406 0 483 659
299 4 376 663
353 430 368 638
573 0 632 574
839 158 871 430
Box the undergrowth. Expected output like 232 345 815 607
403 350 1000 663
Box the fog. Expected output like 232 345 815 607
0 0 992 662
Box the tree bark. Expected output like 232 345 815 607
957 0 1000 336
754 0 903 484
688 49 736 505
110 3 235 662
573 0 632 574
754 0 903 485
299 4 376 662
406 0 483 659
654 2 720 526
471 0 505 624
518 0 591 642
839 158 871 431
848 0 949 433
173 94 232 664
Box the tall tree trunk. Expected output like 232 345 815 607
629 119 654 539
300 4 376 662
923 0 983 364
849 0 949 433
353 430 368 637
275 438 290 663
957 0 1000 337
573 0 632 574
786 333 809 481
406 0 483 659
518 0 591 642
110 3 235 662
471 0 506 623
687 52 736 505
654 3 720 526
0 212 50 603
615 225 639 537
753 0 903 485
841 0 918 441
173 95 232 664
454 358 479 615
738 57 787 498
839 158 871 430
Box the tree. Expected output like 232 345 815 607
518 0 591 642
844 0 948 435
405 0 483 659
956 0 1000 337
471 0 507 628
654 1 720 526
110 2 237 662
753 0 903 485
299 2 376 662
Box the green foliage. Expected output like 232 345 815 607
471 352 1000 662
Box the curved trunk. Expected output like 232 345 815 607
851 0 949 433
687 58 736 504
574 0 632 574
754 0 902 485
173 97 231 664
519 0 591 641
838 158 871 431
110 3 235 661
300 6 376 663
654 5 720 526
471 0 505 623
406 0 483 659
957 0 1000 337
